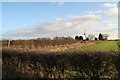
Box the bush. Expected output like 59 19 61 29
2 48 120 79
2 38 78 49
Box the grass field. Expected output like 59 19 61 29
80 41 119 51
58 40 119 52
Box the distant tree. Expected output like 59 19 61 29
86 37 89 41
94 37 98 40
102 34 109 40
36 38 40 40
54 36 74 40
53 36 63 40
75 36 79 40
67 36 74 40
62 36 74 40
79 36 83 40
53 37 59 40
88 34 95 40
75 36 83 40
98 33 103 40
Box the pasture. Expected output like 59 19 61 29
80 41 119 51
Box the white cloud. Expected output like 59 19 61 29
51 2 64 6
102 7 118 18
89 10 102 14
89 3 118 19
102 3 117 7
107 23 116 27
3 3 118 40
3 14 102 39
58 2 64 5
81 15 102 22
89 4 118 19
101 3 118 19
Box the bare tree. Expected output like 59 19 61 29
88 34 95 40
102 34 109 40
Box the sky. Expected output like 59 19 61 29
2 2 118 39
0 2 2 40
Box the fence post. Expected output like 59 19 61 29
8 40 11 47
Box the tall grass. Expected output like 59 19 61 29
2 48 120 79
2 37 78 49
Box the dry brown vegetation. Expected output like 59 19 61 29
2 38 78 49
1 39 120 79
2 48 120 79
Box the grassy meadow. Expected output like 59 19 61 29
80 41 119 51
1 39 120 79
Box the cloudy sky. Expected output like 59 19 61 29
2 2 118 39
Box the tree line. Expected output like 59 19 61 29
75 33 109 41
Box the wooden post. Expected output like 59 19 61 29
8 40 11 47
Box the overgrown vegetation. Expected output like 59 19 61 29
2 38 120 79
2 48 120 79
2 37 78 49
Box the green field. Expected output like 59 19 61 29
79 41 119 51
